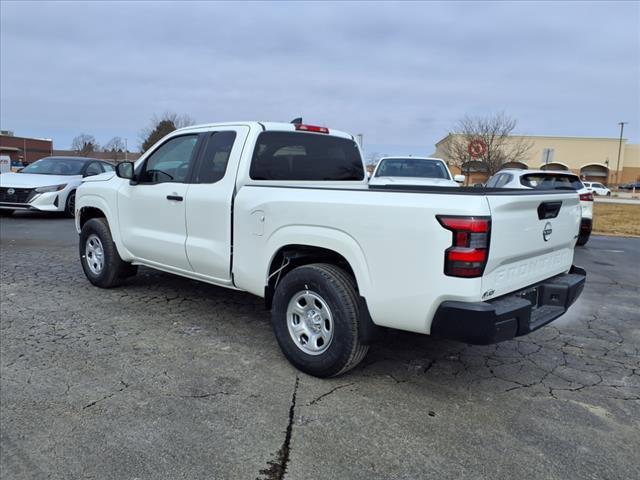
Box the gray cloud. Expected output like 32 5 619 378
1 0 638 153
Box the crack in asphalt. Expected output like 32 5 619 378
307 382 354 406
82 380 130 410
257 375 299 480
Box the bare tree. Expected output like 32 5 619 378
140 112 195 152
103 137 126 161
442 112 534 175
71 134 100 156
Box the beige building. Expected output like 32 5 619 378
433 134 640 186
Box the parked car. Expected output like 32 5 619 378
486 169 593 246
368 156 464 187
75 121 585 377
0 156 115 217
619 181 640 191
583 182 611 196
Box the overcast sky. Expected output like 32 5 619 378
1 1 639 157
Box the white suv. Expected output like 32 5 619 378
583 182 611 196
486 169 593 246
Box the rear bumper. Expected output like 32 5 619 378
431 266 586 344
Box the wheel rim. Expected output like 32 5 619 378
286 290 334 355
85 234 105 275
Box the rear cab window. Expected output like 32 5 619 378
249 131 364 181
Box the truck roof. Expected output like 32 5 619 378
175 121 355 140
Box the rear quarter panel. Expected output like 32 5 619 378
233 186 491 334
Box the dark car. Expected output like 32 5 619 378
619 181 640 191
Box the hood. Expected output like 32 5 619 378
81 171 115 183
368 176 460 187
0 172 82 188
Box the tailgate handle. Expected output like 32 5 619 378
538 201 562 220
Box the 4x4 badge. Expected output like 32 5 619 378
543 222 553 242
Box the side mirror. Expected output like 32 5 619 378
454 174 466 183
116 161 134 180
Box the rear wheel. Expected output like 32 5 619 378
79 218 136 287
0 209 14 217
271 263 368 377
577 231 590 246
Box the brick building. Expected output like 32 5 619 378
0 131 53 164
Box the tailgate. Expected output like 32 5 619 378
482 192 581 299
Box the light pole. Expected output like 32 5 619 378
615 121 627 186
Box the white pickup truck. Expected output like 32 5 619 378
75 121 586 377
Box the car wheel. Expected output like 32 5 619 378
79 218 134 287
577 231 590 246
606 192 611 196
271 263 369 378
0 209 14 217
64 190 76 218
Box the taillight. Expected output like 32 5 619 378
579 192 593 202
437 216 491 278
295 124 330 134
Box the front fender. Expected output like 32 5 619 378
75 190 134 262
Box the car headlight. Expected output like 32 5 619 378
35 184 67 193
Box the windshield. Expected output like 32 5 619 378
520 173 584 190
375 158 450 179
20 157 86 175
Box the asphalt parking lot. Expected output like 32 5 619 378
1 213 639 480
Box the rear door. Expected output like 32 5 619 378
184 126 250 283
482 192 581 298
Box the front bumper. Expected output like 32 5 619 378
0 191 65 212
431 266 586 345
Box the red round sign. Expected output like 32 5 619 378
468 139 487 158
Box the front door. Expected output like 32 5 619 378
117 134 199 271
185 126 249 282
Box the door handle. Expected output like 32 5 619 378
166 195 183 201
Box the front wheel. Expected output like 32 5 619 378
64 190 76 218
79 218 135 287
271 263 369 378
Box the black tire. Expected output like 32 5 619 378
0 209 14 217
577 231 590 246
79 218 133 287
271 263 369 378
606 192 611 197
64 190 76 218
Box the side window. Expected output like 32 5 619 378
139 135 198 184
487 174 504 188
102 162 115 172
85 162 103 176
193 131 237 183
495 174 511 188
